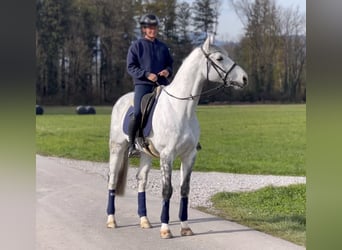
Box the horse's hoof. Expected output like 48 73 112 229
106 215 117 228
140 217 152 229
160 229 173 239
180 227 194 236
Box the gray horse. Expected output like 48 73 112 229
106 35 248 239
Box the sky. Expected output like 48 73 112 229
186 0 306 41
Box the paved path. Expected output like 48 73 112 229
36 155 305 250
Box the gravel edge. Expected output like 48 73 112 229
37 155 306 208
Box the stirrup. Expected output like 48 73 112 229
128 144 140 158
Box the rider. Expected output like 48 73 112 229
126 13 174 157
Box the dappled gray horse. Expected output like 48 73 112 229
106 35 248 238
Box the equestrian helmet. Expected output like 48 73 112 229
140 14 160 27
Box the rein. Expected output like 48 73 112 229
157 46 238 101
157 81 226 101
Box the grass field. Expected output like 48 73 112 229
36 104 306 176
203 184 306 246
196 105 305 175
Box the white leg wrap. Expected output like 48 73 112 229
181 221 189 228
161 223 169 230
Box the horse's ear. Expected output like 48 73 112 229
203 33 214 52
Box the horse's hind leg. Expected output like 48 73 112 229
136 153 152 228
106 139 128 228
179 150 197 236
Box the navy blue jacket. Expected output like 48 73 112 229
127 38 173 86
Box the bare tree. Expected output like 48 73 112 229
230 0 281 100
95 0 135 103
279 6 306 101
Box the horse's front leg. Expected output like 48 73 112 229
136 154 152 229
160 155 174 239
179 150 196 236
106 140 127 229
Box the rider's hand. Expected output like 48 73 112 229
147 73 158 82
158 69 169 78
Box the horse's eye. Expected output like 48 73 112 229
217 56 223 61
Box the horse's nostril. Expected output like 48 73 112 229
243 76 248 85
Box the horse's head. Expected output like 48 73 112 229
201 35 248 89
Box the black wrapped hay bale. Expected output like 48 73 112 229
36 105 44 115
76 105 88 115
86 106 96 114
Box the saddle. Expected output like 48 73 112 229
123 86 162 158
139 86 162 134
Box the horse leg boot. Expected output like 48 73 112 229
137 155 152 228
160 158 173 239
179 153 195 236
138 192 152 228
179 197 193 236
106 189 117 228
160 200 173 239
128 116 140 157
107 139 127 228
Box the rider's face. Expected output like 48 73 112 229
143 25 158 40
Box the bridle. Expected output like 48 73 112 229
158 46 238 101
200 46 237 88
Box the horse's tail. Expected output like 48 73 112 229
115 147 129 196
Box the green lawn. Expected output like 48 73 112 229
36 104 305 175
196 105 305 175
206 184 306 246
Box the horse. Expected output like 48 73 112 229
106 35 248 239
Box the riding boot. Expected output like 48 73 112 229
128 116 140 157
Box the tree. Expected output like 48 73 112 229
36 0 73 103
279 6 306 101
172 2 193 72
192 0 221 44
175 2 192 42
230 0 281 101
96 0 135 103
63 2 93 104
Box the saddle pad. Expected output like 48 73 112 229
122 102 157 138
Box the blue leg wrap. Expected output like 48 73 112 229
106 190 115 215
161 200 170 224
179 197 188 221
138 192 147 217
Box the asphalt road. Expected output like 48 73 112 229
36 155 305 250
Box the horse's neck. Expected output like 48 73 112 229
165 49 205 117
